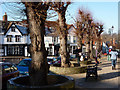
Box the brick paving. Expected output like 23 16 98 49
67 55 120 89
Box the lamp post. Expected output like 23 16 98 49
111 26 114 45
109 26 114 46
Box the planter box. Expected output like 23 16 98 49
50 65 87 75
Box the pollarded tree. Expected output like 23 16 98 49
84 13 93 58
50 2 71 67
23 2 50 86
74 9 87 50
74 9 94 58
3 1 50 86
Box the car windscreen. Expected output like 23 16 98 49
18 60 31 66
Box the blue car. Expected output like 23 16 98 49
17 58 31 75
17 58 53 75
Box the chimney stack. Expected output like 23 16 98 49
3 12 7 22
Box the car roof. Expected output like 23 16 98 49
0 62 13 66
22 58 32 61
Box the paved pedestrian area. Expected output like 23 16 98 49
67 55 120 89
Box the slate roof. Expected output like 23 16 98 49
15 25 28 35
4 23 29 35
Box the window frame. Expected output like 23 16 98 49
11 26 15 32
15 35 21 42
7 35 12 42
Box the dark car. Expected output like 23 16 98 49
0 62 19 89
53 56 61 64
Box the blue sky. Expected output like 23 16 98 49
0 1 118 33
66 2 118 33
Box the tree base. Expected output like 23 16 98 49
7 75 75 89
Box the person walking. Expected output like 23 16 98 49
109 47 118 70
107 48 111 61
93 47 99 65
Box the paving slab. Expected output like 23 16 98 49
67 55 120 89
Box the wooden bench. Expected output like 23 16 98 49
86 64 98 80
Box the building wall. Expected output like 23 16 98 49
4 27 29 44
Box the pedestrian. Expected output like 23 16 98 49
76 47 82 66
109 46 118 70
93 47 99 65
98 50 102 63
107 48 111 61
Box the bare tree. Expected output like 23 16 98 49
2 2 50 86
23 2 50 86
74 9 87 50
94 23 104 52
50 2 71 67
74 8 104 59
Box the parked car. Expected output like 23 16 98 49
53 56 61 64
0 62 19 89
17 58 54 75
47 58 53 65
16 58 31 75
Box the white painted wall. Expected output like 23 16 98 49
0 34 4 44
3 26 30 44
44 36 53 44
25 46 27 56
4 46 7 56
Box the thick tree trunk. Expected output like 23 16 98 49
26 5 48 86
58 12 70 67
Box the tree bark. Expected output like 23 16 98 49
77 35 83 50
96 36 102 52
26 4 48 86
58 12 70 67
86 34 90 58
90 40 93 59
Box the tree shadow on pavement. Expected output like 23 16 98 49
99 71 120 80
100 62 112 68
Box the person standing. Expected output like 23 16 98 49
109 47 118 70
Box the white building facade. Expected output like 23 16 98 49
0 23 30 56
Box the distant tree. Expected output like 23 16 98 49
74 9 87 50
74 8 104 59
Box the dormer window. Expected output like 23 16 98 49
15 35 21 42
7 35 12 42
11 26 15 32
